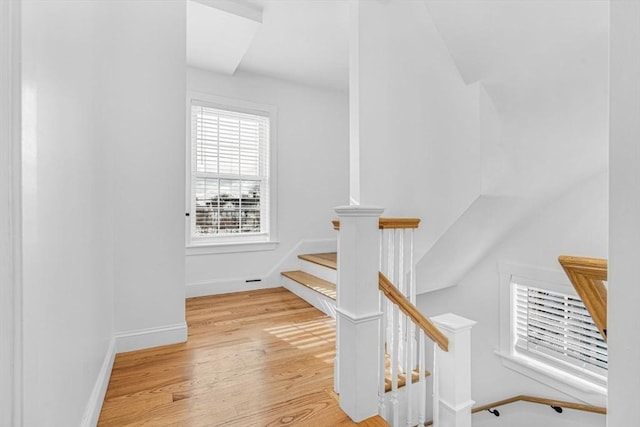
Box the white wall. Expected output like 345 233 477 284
608 1 640 425
185 67 349 293
418 172 608 412
104 1 187 349
351 0 481 260
348 0 610 416
20 1 188 424
21 2 115 425
415 13 608 293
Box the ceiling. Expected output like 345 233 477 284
186 0 608 105
424 0 609 109
187 0 349 91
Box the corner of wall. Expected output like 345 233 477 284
115 323 187 354
80 337 116 427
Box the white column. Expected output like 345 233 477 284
431 313 477 427
609 2 640 426
335 205 384 422
0 1 21 425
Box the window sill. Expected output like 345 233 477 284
186 240 279 256
496 351 607 406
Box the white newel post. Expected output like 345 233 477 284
431 313 477 427
335 205 384 422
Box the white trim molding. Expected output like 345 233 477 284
334 205 385 217
497 261 607 407
80 338 116 427
115 322 188 354
1 1 22 425
185 238 337 298
186 277 278 298
185 91 279 252
186 240 278 256
335 308 382 324
496 351 607 407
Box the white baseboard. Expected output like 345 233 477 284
185 277 279 298
115 322 188 354
185 238 337 299
80 337 116 427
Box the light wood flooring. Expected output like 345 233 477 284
98 287 387 426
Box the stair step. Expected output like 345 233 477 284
281 270 336 300
384 354 430 393
298 252 337 270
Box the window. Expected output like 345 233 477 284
187 94 277 252
513 281 607 378
498 263 607 405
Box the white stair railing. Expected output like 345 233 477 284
379 272 450 426
378 219 420 303
334 206 476 427
378 218 420 423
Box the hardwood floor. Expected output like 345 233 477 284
98 287 386 426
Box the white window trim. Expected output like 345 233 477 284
497 261 607 406
185 91 278 255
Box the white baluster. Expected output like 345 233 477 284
432 343 439 427
398 229 404 296
379 292 388 417
334 312 340 394
334 226 340 395
386 229 401 372
387 230 396 282
393 230 405 369
404 318 413 426
391 303 400 426
409 228 415 304
378 230 386 274
418 331 426 426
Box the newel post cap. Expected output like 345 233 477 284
431 313 477 334
334 205 385 217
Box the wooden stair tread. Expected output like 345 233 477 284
384 354 430 393
281 270 337 300
298 252 337 270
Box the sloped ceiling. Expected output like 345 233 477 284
417 1 610 293
426 0 609 194
187 0 349 91
425 0 608 89
238 0 349 90
187 0 262 75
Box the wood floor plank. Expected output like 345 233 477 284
98 287 387 426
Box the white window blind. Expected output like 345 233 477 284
513 281 608 379
190 103 270 239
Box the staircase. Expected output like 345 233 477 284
281 252 338 318
278 217 606 427
280 251 431 406
279 211 475 427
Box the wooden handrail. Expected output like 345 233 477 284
378 272 449 352
473 395 607 415
558 255 608 341
332 217 421 231
425 394 606 425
